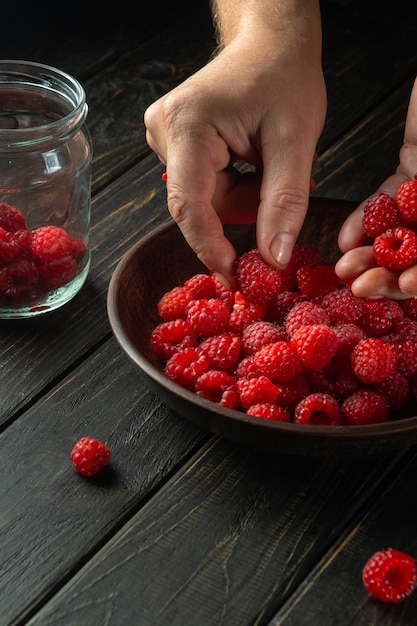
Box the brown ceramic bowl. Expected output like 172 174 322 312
107 197 417 456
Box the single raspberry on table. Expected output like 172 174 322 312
362 192 403 238
186 298 230 338
234 248 283 305
350 337 396 384
254 340 302 383
70 437 111 477
341 389 388 425
31 225 74 261
293 392 342 426
373 226 417 270
362 548 417 603
195 369 240 409
291 323 339 371
150 319 197 359
246 403 290 422
0 202 27 232
396 175 417 222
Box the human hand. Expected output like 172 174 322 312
144 1 326 288
336 78 417 299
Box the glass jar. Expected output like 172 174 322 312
0 60 92 318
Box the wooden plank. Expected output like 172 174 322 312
270 452 417 625
24 441 408 626
0 338 209 625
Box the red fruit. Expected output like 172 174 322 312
233 356 262 380
195 369 239 409
291 324 339 371
0 202 27 232
157 285 193 321
234 248 282 305
184 273 219 299
296 264 342 299
362 192 402 238
285 300 331 337
164 347 210 390
373 371 411 410
373 226 417 270
237 375 278 409
198 332 242 371
396 176 417 222
38 254 79 291
360 298 396 337
70 437 111 477
247 403 290 422
293 393 342 426
150 319 197 359
254 340 302 383
186 298 230 337
241 320 288 356
332 323 366 356
351 338 396 384
322 288 363 325
362 548 417 603
342 389 388 425
275 374 310 410
0 227 21 265
31 225 74 261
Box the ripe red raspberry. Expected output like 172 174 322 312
285 300 331 337
157 286 193 321
296 264 342 299
195 369 239 409
401 297 417 320
229 306 261 334
164 347 210 390
351 337 396 384
362 548 417 604
237 375 278 409
362 193 403 238
233 356 262 380
291 324 339 371
70 437 111 477
373 371 411 410
360 298 396 337
322 288 363 325
246 403 290 421
0 202 27 232
186 298 230 337
341 389 388 425
275 374 310 410
183 273 219 299
241 320 288 356
254 340 302 382
150 319 197 359
396 175 417 222
293 393 342 426
279 243 322 291
31 225 74 261
0 257 39 298
0 227 21 265
332 323 366 356
391 338 417 379
198 332 242 371
264 290 306 325
324 358 359 401
38 255 80 291
373 226 417 270
234 248 282 305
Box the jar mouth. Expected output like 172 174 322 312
0 60 87 146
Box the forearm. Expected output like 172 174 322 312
210 0 322 58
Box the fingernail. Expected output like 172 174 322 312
270 233 295 268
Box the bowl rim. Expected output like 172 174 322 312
107 218 417 444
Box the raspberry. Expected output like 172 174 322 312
0 227 21 265
362 548 417 604
38 255 79 291
0 257 39 298
296 264 342 299
373 226 417 270
195 370 239 409
150 319 197 359
233 356 262 380
229 306 261 334
360 298 396 337
293 393 342 426
241 320 288 356
264 290 306 325
0 202 27 232
198 332 242 371
285 300 331 337
247 403 290 421
279 243 322 291
391 338 417 379
237 375 278 409
373 371 411 410
342 389 388 425
322 288 363 325
396 175 417 222
332 323 366 356
324 358 359 400
401 297 417 320
157 286 193 321
70 437 111 477
186 298 230 337
291 324 339 371
31 225 74 261
234 248 282 305
70 236 86 262
254 340 302 382
164 347 210 389
275 374 310 410
362 193 402 238
184 273 219 299
351 338 396 384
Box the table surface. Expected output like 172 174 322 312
2 1 417 625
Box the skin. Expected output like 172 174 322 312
336 77 417 299
144 0 326 288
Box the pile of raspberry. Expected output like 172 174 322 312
0 201 86 307
149 200 417 427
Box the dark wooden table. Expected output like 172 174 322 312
2 1 417 624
